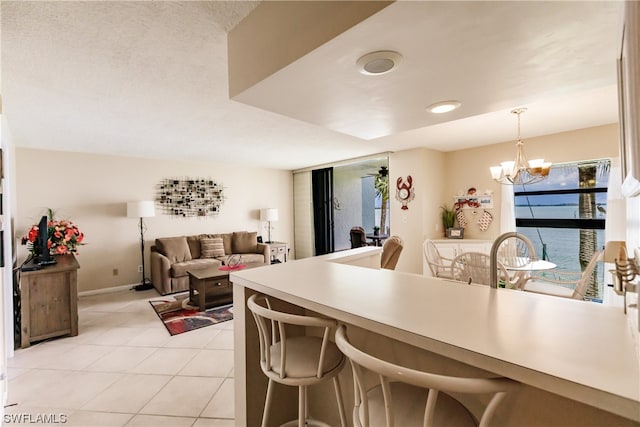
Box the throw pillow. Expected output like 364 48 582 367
201 237 225 258
232 231 258 254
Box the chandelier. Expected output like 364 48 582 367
490 108 551 185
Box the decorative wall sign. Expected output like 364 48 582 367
453 187 493 210
156 177 225 217
395 176 415 210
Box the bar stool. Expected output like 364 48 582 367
247 293 348 427
380 235 403 270
335 324 519 427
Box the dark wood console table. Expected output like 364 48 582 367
20 254 79 348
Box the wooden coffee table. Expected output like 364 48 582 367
187 264 249 311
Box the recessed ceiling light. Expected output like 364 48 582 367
426 101 462 114
356 51 402 75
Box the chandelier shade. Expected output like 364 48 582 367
490 108 551 185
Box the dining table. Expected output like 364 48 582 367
504 259 557 289
365 233 389 246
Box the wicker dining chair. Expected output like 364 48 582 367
450 252 517 288
423 239 455 279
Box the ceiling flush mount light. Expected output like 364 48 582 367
426 100 461 114
356 50 402 75
490 108 551 186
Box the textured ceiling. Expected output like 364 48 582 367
1 1 624 170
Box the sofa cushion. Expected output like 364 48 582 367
233 253 265 265
232 231 258 254
187 235 203 259
170 258 221 278
218 233 234 255
156 237 192 263
201 237 225 258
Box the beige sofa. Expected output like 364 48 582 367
150 231 269 295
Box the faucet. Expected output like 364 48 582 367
489 232 520 288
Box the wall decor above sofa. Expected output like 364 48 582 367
156 177 225 217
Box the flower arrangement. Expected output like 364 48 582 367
21 211 85 255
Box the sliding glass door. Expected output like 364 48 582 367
312 168 334 255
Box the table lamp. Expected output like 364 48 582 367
260 208 278 243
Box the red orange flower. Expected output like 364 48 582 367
21 215 85 255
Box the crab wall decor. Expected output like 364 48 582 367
395 176 415 210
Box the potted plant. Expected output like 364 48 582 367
440 204 456 237
373 226 380 236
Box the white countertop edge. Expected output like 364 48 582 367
316 246 382 263
230 252 640 421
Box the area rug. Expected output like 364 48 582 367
149 293 233 336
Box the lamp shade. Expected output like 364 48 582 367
603 241 627 263
260 208 279 222
127 201 155 218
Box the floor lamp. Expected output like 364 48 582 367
127 201 155 291
260 208 278 243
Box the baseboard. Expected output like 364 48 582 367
78 283 140 297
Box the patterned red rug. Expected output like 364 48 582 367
149 293 233 336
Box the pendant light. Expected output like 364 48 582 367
490 108 551 185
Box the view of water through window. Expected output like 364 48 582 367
514 160 610 301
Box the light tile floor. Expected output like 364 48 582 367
6 288 235 427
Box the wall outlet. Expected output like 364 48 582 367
112 268 118 276
137 265 143 273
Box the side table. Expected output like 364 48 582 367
268 241 289 264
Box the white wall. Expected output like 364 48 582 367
15 148 293 292
389 147 446 274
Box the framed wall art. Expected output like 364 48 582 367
447 227 464 239
156 177 225 217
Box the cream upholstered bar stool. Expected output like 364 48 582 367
247 293 348 427
380 236 404 270
335 324 519 427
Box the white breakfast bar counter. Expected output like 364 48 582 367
231 247 640 426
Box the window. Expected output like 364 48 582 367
514 159 610 301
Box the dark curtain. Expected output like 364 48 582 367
312 167 334 255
